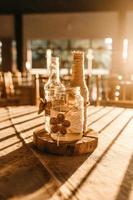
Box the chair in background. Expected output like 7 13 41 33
4 72 15 97
0 72 4 98
95 74 133 107
35 74 48 106
12 71 22 86
0 71 37 106
1 72 20 106
13 72 35 105
0 72 22 106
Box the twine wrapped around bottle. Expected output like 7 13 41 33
71 51 89 132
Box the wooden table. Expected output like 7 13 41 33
0 106 133 200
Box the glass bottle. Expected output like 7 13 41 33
49 87 84 142
44 56 65 132
71 51 89 132
64 87 84 135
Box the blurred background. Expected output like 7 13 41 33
0 0 133 106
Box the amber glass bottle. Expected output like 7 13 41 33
71 51 89 132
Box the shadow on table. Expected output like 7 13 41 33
32 144 91 183
30 116 133 200
0 110 37 124
115 153 133 200
2 107 132 199
0 114 42 132
0 146 60 200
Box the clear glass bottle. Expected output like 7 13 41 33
44 56 65 132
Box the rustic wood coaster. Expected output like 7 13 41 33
33 128 98 155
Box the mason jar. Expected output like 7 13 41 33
46 87 84 140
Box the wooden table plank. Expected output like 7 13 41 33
89 107 125 132
87 105 104 116
6 106 133 200
60 109 133 200
88 106 114 126
46 108 133 200
0 108 61 200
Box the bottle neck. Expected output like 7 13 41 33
71 52 85 85
71 51 89 104
74 57 84 75
48 62 60 83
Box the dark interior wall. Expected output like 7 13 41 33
0 0 133 14
14 14 23 72
0 15 14 71
0 15 14 37
1 38 12 72
0 14 23 72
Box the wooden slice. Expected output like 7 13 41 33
50 132 83 143
33 128 98 155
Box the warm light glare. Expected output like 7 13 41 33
46 49 52 57
46 49 52 70
105 38 112 45
87 48 93 76
115 91 120 97
26 61 31 71
115 97 119 101
123 39 128 59
118 75 123 80
116 85 120 90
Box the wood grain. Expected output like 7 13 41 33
33 128 98 155
2 105 133 200
0 107 60 200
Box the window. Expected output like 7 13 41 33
29 38 112 75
